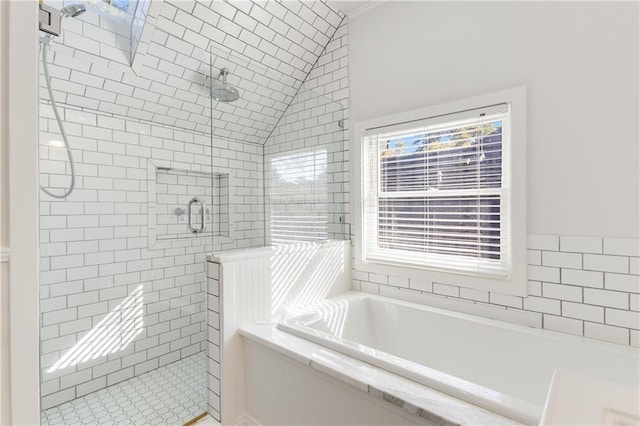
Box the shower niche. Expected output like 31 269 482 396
147 160 231 249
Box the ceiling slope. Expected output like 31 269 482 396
45 0 346 144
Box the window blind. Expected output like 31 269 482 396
267 149 329 244
362 104 511 279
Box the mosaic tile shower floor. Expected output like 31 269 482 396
41 352 206 426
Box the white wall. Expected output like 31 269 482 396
348 2 640 347
2 2 42 424
0 1 9 422
349 1 639 238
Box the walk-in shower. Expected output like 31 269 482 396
36 1 349 423
38 2 212 424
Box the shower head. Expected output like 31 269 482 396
61 4 86 18
210 68 240 103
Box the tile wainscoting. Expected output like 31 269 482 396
353 235 639 346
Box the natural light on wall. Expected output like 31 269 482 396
47 285 144 372
267 149 329 244
270 242 345 319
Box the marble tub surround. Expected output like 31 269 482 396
278 292 638 424
240 323 520 426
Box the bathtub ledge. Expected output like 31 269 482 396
240 323 522 426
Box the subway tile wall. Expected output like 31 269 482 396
206 262 221 422
38 0 345 413
353 235 640 346
46 0 345 143
264 20 349 243
39 100 263 409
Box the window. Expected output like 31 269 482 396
267 148 329 244
85 0 135 17
354 88 526 295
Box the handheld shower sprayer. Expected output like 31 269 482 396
39 3 86 199
61 4 87 17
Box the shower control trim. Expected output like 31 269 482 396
187 197 206 234
39 4 61 36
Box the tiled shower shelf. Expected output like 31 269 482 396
41 352 206 426
239 324 520 426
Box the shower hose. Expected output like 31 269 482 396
40 42 76 199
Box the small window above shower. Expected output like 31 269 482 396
40 0 159 73
86 0 135 17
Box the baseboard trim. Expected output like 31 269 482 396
235 413 261 426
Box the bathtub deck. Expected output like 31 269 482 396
240 323 522 426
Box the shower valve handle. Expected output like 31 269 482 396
187 197 206 235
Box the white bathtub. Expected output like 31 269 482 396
277 292 639 425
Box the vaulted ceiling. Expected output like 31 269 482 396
46 0 346 144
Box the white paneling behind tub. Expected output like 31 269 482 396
209 240 351 423
242 339 422 426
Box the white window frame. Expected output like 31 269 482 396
352 87 527 296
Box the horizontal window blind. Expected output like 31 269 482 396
362 104 511 279
267 149 329 244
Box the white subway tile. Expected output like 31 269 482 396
524 296 560 315
409 279 433 293
584 288 629 309
489 292 523 309
631 257 640 275
543 314 583 337
41 388 75 410
631 294 639 312
368 273 388 285
562 301 604 323
542 251 582 269
528 265 560 283
41 297 67 313
527 281 542 297
433 283 460 298
605 308 639 330
60 369 92 389
460 288 489 303
605 273 640 294
584 322 629 345
388 275 409 288
559 236 602 254
59 318 92 335
603 238 640 257
561 268 603 289
42 308 78 326
77 377 106 397
583 254 629 273
359 281 378 294
542 282 582 302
